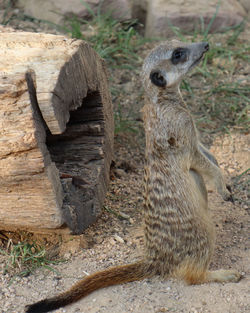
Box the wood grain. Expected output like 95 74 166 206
0 32 114 234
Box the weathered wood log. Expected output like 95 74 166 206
0 32 114 234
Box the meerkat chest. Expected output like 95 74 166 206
144 103 196 168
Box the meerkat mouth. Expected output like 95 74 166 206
190 52 206 69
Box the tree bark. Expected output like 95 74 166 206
0 32 114 234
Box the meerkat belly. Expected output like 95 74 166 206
143 164 214 276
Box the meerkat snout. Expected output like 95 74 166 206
203 42 209 51
171 42 209 65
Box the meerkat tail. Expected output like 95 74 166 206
25 261 149 313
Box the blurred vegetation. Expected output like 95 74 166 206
63 1 249 134
63 2 145 68
1 1 249 134
0 240 63 283
170 15 249 133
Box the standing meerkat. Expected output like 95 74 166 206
25 40 241 313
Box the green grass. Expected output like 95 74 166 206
114 105 138 135
171 6 250 134
168 1 249 132
0 240 62 282
64 3 144 68
110 86 139 134
196 36 249 132
66 0 249 134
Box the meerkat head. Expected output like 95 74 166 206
142 40 209 99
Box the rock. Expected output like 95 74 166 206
132 0 148 25
114 168 127 178
63 252 71 259
95 236 104 244
114 234 125 243
100 0 132 20
119 212 130 220
145 0 247 38
238 0 250 14
17 0 132 26
129 217 134 224
109 237 116 245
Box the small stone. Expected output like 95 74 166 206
95 237 103 244
119 212 130 220
63 253 71 259
114 234 124 243
109 238 116 245
114 168 126 178
31 247 36 253
129 218 134 224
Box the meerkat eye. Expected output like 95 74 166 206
171 48 188 64
150 70 167 87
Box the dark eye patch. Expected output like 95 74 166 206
171 48 188 65
150 70 167 87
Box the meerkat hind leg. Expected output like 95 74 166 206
175 263 241 285
206 269 242 283
181 269 242 285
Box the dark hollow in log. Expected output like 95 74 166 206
46 91 106 234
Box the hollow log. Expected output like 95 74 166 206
0 32 114 234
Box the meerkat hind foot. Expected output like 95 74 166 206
207 269 242 283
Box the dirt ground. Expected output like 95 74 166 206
0 7 250 313
0 131 249 313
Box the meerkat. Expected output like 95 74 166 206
25 40 241 313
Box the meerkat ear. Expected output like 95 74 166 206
150 70 167 87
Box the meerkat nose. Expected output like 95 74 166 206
203 42 209 51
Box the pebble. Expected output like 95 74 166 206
95 237 103 244
64 253 71 259
114 168 126 178
114 234 124 243
129 217 134 224
109 238 116 245
119 212 130 220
